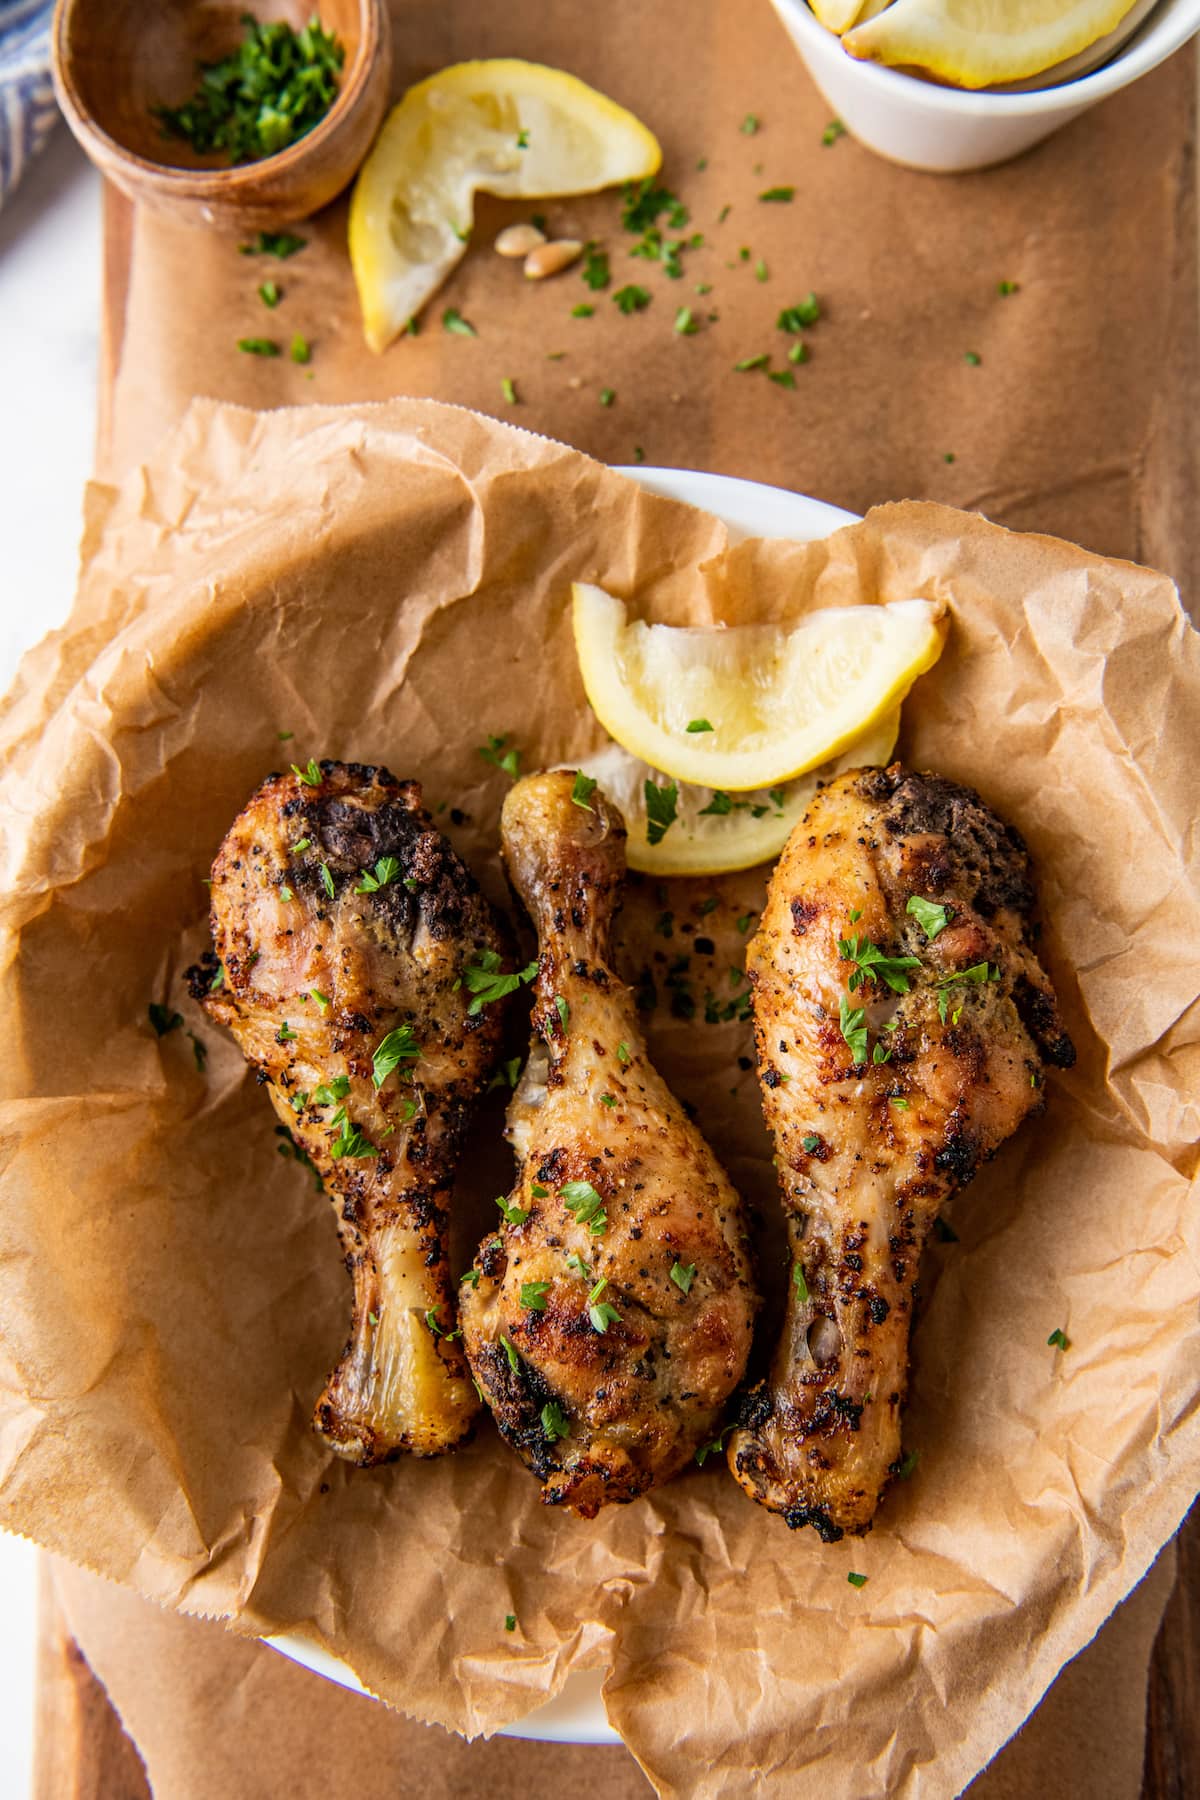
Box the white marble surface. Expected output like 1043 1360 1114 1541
0 124 102 1800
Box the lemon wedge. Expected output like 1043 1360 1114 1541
571 584 946 793
349 60 662 351
810 0 872 33
573 713 901 877
843 0 1140 87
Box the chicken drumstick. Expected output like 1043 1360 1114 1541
728 765 1075 1539
192 760 514 1463
460 771 758 1517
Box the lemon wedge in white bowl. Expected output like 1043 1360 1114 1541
571 583 945 793
349 60 661 351
843 0 1143 87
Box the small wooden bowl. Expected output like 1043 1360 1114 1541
51 0 392 229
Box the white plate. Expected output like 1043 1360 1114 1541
268 465 861 1745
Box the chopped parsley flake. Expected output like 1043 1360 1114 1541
778 295 820 332
501 376 518 404
258 280 280 307
740 114 760 134
599 386 616 407
562 1180 606 1235
617 1041 631 1065
290 333 311 364
572 303 596 318
541 1400 570 1440
292 759 322 787
240 231 306 259
554 995 570 1035
839 994 868 1064
847 1571 868 1588
149 1002 183 1037
355 856 401 894
237 337 279 357
897 1448 920 1480
768 369 796 389
487 1055 522 1093
801 1133 820 1153
838 933 921 995
500 1335 519 1373
695 1425 734 1466
372 1024 420 1088
822 119 846 146
460 1267 481 1288
734 353 769 371
759 186 794 203
319 862 335 899
478 732 521 778
442 307 476 336
505 1613 517 1632
670 1261 696 1295
964 350 982 366
621 179 688 234
520 1280 551 1311
674 306 699 335
589 1299 621 1334
643 779 678 845
906 895 952 940
614 284 651 313
530 1183 550 1199
793 1263 809 1301
497 1194 530 1226
462 949 539 1014
571 771 597 811
687 718 713 733
1047 1327 1070 1350
566 1252 590 1279
581 246 610 290
330 1121 377 1159
277 1023 298 1042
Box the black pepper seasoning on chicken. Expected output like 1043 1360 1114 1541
190 761 514 1463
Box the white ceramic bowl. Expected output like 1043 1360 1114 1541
769 0 1200 171
268 466 858 1746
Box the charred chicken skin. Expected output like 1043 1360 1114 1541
459 771 758 1518
728 765 1075 1540
191 761 513 1464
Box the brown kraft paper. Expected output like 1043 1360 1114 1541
99 3 1198 614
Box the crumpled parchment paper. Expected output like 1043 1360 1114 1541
0 398 1196 1799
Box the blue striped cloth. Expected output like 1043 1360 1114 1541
0 0 56 212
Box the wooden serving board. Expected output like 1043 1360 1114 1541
67 28 1200 1774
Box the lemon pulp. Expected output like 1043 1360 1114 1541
350 60 661 351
